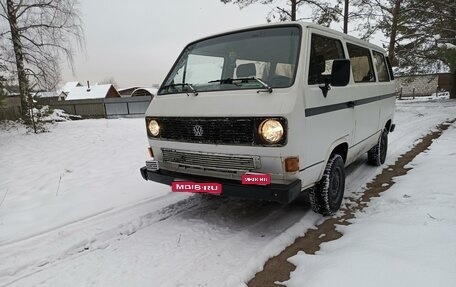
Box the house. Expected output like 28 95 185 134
58 81 82 100
61 81 82 93
34 91 64 104
65 83 121 100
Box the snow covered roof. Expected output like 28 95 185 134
65 84 116 100
35 91 59 98
117 86 140 96
60 81 82 94
131 87 158 97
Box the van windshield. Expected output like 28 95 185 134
158 26 301 95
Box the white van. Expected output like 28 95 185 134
140 22 396 215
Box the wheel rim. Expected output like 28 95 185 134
329 166 343 205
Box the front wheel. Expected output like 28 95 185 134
367 128 388 166
309 154 345 215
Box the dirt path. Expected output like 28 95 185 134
248 119 456 287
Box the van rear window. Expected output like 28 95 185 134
373 51 390 82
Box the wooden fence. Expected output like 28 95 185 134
0 96 22 121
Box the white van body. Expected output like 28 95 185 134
140 22 396 215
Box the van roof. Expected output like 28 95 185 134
190 21 387 55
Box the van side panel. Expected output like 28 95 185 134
300 28 355 189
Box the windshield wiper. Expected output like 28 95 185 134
161 83 198 96
208 78 241 86
208 77 273 93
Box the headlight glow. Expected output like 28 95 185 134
259 119 284 143
148 120 160 136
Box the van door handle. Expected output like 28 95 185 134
347 101 355 108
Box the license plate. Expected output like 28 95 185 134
171 181 222 195
242 173 271 185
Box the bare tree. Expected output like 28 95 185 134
221 0 342 26
99 77 119 89
0 76 6 107
0 0 83 125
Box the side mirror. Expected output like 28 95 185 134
319 59 351 98
331 59 350 87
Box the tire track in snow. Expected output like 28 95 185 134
0 192 198 284
1 196 309 287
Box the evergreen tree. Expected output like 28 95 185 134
354 0 455 98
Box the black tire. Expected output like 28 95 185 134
367 128 388 166
309 154 345 215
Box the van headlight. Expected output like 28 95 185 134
259 119 284 143
148 119 160 136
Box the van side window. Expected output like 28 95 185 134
308 34 345 85
372 51 390 82
347 43 375 83
385 56 395 80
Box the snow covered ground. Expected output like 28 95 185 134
286 119 456 287
1 98 456 286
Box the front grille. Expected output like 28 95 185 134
162 149 258 172
151 117 255 145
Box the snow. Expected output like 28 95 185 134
286 122 456 287
33 106 81 122
398 91 450 102
1 98 456 286
438 42 456 50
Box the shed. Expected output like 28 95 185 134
35 91 64 104
131 88 158 97
118 87 140 97
65 84 121 100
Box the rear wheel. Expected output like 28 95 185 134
367 128 388 166
309 154 345 215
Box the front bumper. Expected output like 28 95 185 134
140 167 302 204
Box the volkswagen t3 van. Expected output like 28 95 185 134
140 22 396 215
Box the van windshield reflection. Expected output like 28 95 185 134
158 26 301 95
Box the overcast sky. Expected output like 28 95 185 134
61 0 382 89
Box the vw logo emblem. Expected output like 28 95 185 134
193 124 204 137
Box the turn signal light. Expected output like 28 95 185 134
148 147 154 158
285 157 299 172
